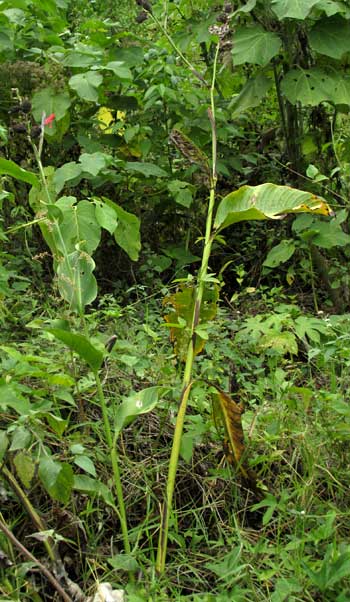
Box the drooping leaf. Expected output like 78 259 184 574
102 197 141 261
69 71 103 102
263 240 296 268
45 327 104 371
230 74 273 117
210 384 258 490
309 16 350 59
271 0 319 19
0 158 39 188
232 26 281 66
164 284 219 362
214 183 332 232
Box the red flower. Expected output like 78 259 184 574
44 113 56 128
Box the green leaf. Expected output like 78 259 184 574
102 197 141 261
0 431 9 463
73 455 96 477
108 555 139 572
214 183 332 231
103 61 132 80
125 162 168 178
56 250 98 311
9 427 31 451
115 386 165 434
39 457 73 504
168 180 193 208
0 158 39 188
53 163 82 194
263 240 296 268
94 199 118 234
271 0 319 19
79 152 109 176
14 451 35 488
230 74 273 117
55 198 101 254
282 68 350 106
73 474 114 505
309 16 350 59
69 71 103 102
309 220 350 248
45 328 104 371
232 26 281 66
32 87 71 123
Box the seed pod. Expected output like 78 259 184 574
21 99 32 113
136 10 148 22
12 123 27 133
30 125 42 139
136 0 152 12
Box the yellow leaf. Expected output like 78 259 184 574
210 383 258 491
97 106 114 134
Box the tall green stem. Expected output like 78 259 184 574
156 43 220 574
94 371 130 554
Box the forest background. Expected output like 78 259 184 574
1 0 350 601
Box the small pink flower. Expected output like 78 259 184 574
44 113 56 128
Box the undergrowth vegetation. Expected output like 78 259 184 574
1 0 350 601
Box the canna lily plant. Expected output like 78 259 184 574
143 8 333 574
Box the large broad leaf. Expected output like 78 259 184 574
0 158 39 188
102 61 132 80
214 183 332 232
232 26 281 66
114 386 166 435
54 162 83 194
38 457 73 504
69 71 103 102
94 198 118 234
271 0 319 19
56 250 98 312
309 16 350 59
45 327 104 371
57 198 101 255
282 68 350 106
79 152 110 176
164 284 219 362
230 74 273 117
210 384 257 490
102 197 141 261
32 87 71 122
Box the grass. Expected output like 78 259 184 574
1 288 350 601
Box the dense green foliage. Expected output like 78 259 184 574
1 0 350 600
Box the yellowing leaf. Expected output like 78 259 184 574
97 106 114 134
211 384 258 491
